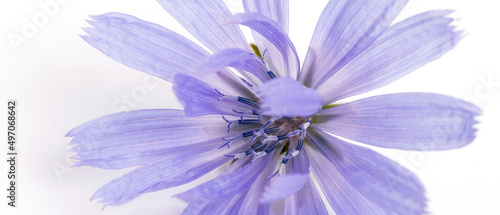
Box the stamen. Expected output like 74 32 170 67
282 149 300 160
222 116 259 133
282 138 305 162
240 78 254 88
249 43 263 59
222 109 313 174
239 119 259 125
220 131 253 148
222 115 233 133
262 135 278 143
251 141 283 162
218 94 237 101
269 134 307 178
263 127 280 134
226 152 247 160
296 138 304 152
269 159 289 178
217 91 260 109
220 127 279 148
259 117 279 135
264 141 282 154
226 142 266 160
237 97 260 108
301 120 312 139
248 116 279 143
249 125 280 144
249 130 262 144
251 151 267 162
262 49 277 79
277 129 301 140
267 71 277 79
232 110 260 120
220 135 243 149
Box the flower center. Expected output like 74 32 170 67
220 105 312 177
213 46 323 176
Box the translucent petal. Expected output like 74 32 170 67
83 13 254 97
182 192 247 215
314 93 481 150
284 179 327 215
260 173 309 203
243 0 289 32
198 48 269 83
176 155 271 203
67 109 252 169
308 129 427 215
228 13 300 78
284 150 328 215
236 150 280 214
156 0 248 52
317 10 463 103
181 158 251 214
82 13 209 82
299 0 408 87
243 0 289 78
173 74 257 117
90 139 241 206
307 145 386 214
261 142 310 203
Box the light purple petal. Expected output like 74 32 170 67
182 192 248 215
82 13 209 82
299 0 408 87
284 150 328 215
257 78 323 117
261 140 310 203
228 13 300 78
307 145 387 215
180 157 252 214
314 93 481 150
211 70 258 100
308 129 427 215
286 138 310 175
243 0 289 78
317 10 463 103
67 109 251 169
198 48 269 83
243 0 289 32
156 0 248 52
82 13 253 97
173 74 257 117
236 150 280 214
90 138 241 207
260 173 309 203
175 155 270 203
284 179 327 215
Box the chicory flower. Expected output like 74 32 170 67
68 0 480 214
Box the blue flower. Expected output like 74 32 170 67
68 0 480 214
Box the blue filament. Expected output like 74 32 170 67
267 71 277 79
237 97 260 108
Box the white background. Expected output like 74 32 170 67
1 0 499 214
